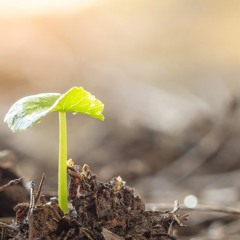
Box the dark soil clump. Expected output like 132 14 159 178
0 164 188 239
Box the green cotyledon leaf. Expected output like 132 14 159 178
4 93 61 132
4 87 105 132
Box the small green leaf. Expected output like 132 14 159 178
4 93 61 132
4 87 104 132
52 87 105 120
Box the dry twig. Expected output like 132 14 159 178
35 173 45 204
0 178 23 192
28 181 35 240
146 203 240 215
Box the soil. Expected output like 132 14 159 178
0 164 188 240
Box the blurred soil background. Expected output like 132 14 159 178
1 0 240 239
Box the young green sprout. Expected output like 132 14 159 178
4 87 104 213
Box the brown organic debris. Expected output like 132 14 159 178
0 164 187 239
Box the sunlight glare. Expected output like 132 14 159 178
0 0 98 17
184 195 198 208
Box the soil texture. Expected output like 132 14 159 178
0 164 188 239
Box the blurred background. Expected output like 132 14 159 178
1 0 240 238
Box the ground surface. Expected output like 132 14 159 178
0 163 187 239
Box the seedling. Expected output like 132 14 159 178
4 87 104 213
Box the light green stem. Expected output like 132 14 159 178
58 111 68 213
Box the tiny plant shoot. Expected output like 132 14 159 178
4 87 104 213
